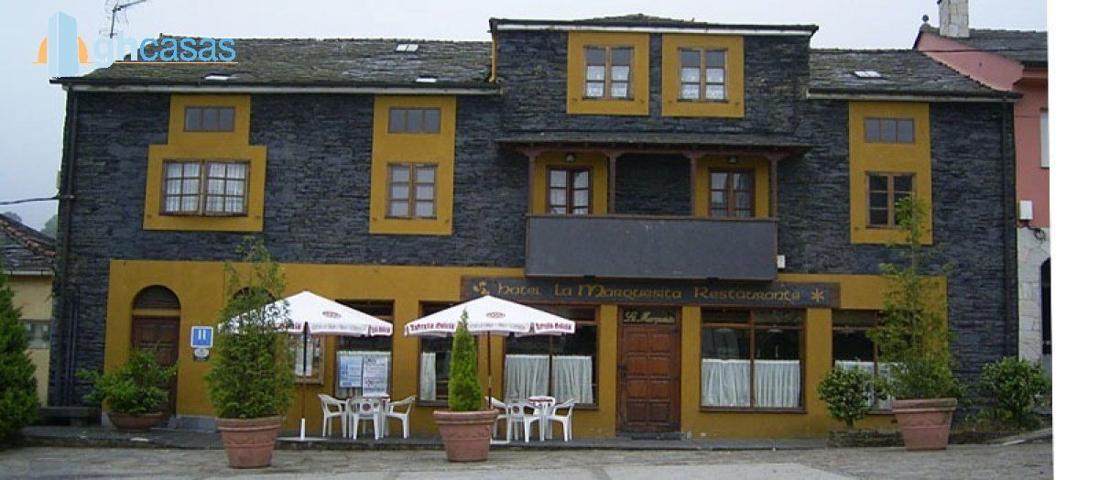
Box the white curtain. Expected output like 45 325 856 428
701 359 800 408
553 355 593 404
754 360 801 408
419 352 436 401
701 359 750 407
505 354 549 400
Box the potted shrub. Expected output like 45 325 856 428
868 197 962 450
432 311 496 462
205 238 295 468
77 350 176 431
976 357 1051 431
818 366 889 443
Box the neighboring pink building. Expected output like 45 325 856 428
915 0 1049 371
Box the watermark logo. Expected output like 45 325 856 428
34 10 236 77
33 12 92 77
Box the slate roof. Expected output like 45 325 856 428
951 29 1048 67
809 49 1010 98
0 214 55 275
55 37 494 89
497 132 811 151
490 15 818 33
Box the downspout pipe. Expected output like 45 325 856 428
54 87 79 405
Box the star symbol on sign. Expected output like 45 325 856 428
811 288 825 303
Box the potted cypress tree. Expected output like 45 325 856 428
869 198 962 450
205 238 295 468
77 350 176 431
432 311 496 462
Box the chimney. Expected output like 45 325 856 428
938 0 970 38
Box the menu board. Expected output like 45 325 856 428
362 355 390 396
337 352 364 389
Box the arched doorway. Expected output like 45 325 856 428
131 286 181 416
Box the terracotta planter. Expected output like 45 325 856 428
893 398 958 451
107 412 162 432
433 410 496 462
216 416 283 468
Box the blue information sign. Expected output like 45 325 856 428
190 326 214 348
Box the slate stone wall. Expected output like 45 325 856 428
613 154 692 216
494 31 810 135
49 92 521 403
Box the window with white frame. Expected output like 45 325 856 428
162 160 248 216
1040 110 1049 168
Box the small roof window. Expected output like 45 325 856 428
415 76 438 83
853 70 883 79
396 43 419 52
203 73 236 81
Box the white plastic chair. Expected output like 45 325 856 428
487 397 509 439
546 399 576 442
348 397 383 440
318 394 348 438
385 395 415 439
506 401 541 443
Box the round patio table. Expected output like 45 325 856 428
528 396 555 441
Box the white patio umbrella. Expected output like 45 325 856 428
231 290 393 439
403 294 575 406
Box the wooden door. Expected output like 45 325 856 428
617 307 680 433
131 316 180 415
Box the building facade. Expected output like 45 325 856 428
915 0 1050 372
1 213 55 403
49 15 1017 438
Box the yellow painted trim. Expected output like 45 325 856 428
566 32 650 116
103 261 944 438
144 95 266 232
691 155 769 218
369 96 457 235
530 152 609 215
661 34 745 118
848 102 933 244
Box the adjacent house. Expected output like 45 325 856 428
48 14 1017 438
1 213 55 403
915 0 1049 373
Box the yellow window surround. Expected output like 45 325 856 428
661 34 745 118
848 102 933 244
691 155 769 218
144 95 266 232
566 32 650 116
369 96 456 235
530 152 609 215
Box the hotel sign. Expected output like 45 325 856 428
462 277 839 308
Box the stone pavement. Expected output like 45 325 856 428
0 443 1052 479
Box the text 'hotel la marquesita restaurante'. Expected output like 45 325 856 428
47 14 1017 440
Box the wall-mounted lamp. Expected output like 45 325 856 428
564 153 577 163
726 155 739 164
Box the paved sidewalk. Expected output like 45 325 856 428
0 443 1052 479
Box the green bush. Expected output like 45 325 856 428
869 197 962 400
78 350 176 415
205 238 296 419
977 357 1050 430
0 267 39 440
818 367 888 428
447 310 482 412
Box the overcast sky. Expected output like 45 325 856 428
0 0 1047 230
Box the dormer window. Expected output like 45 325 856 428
679 48 726 101
584 46 633 99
